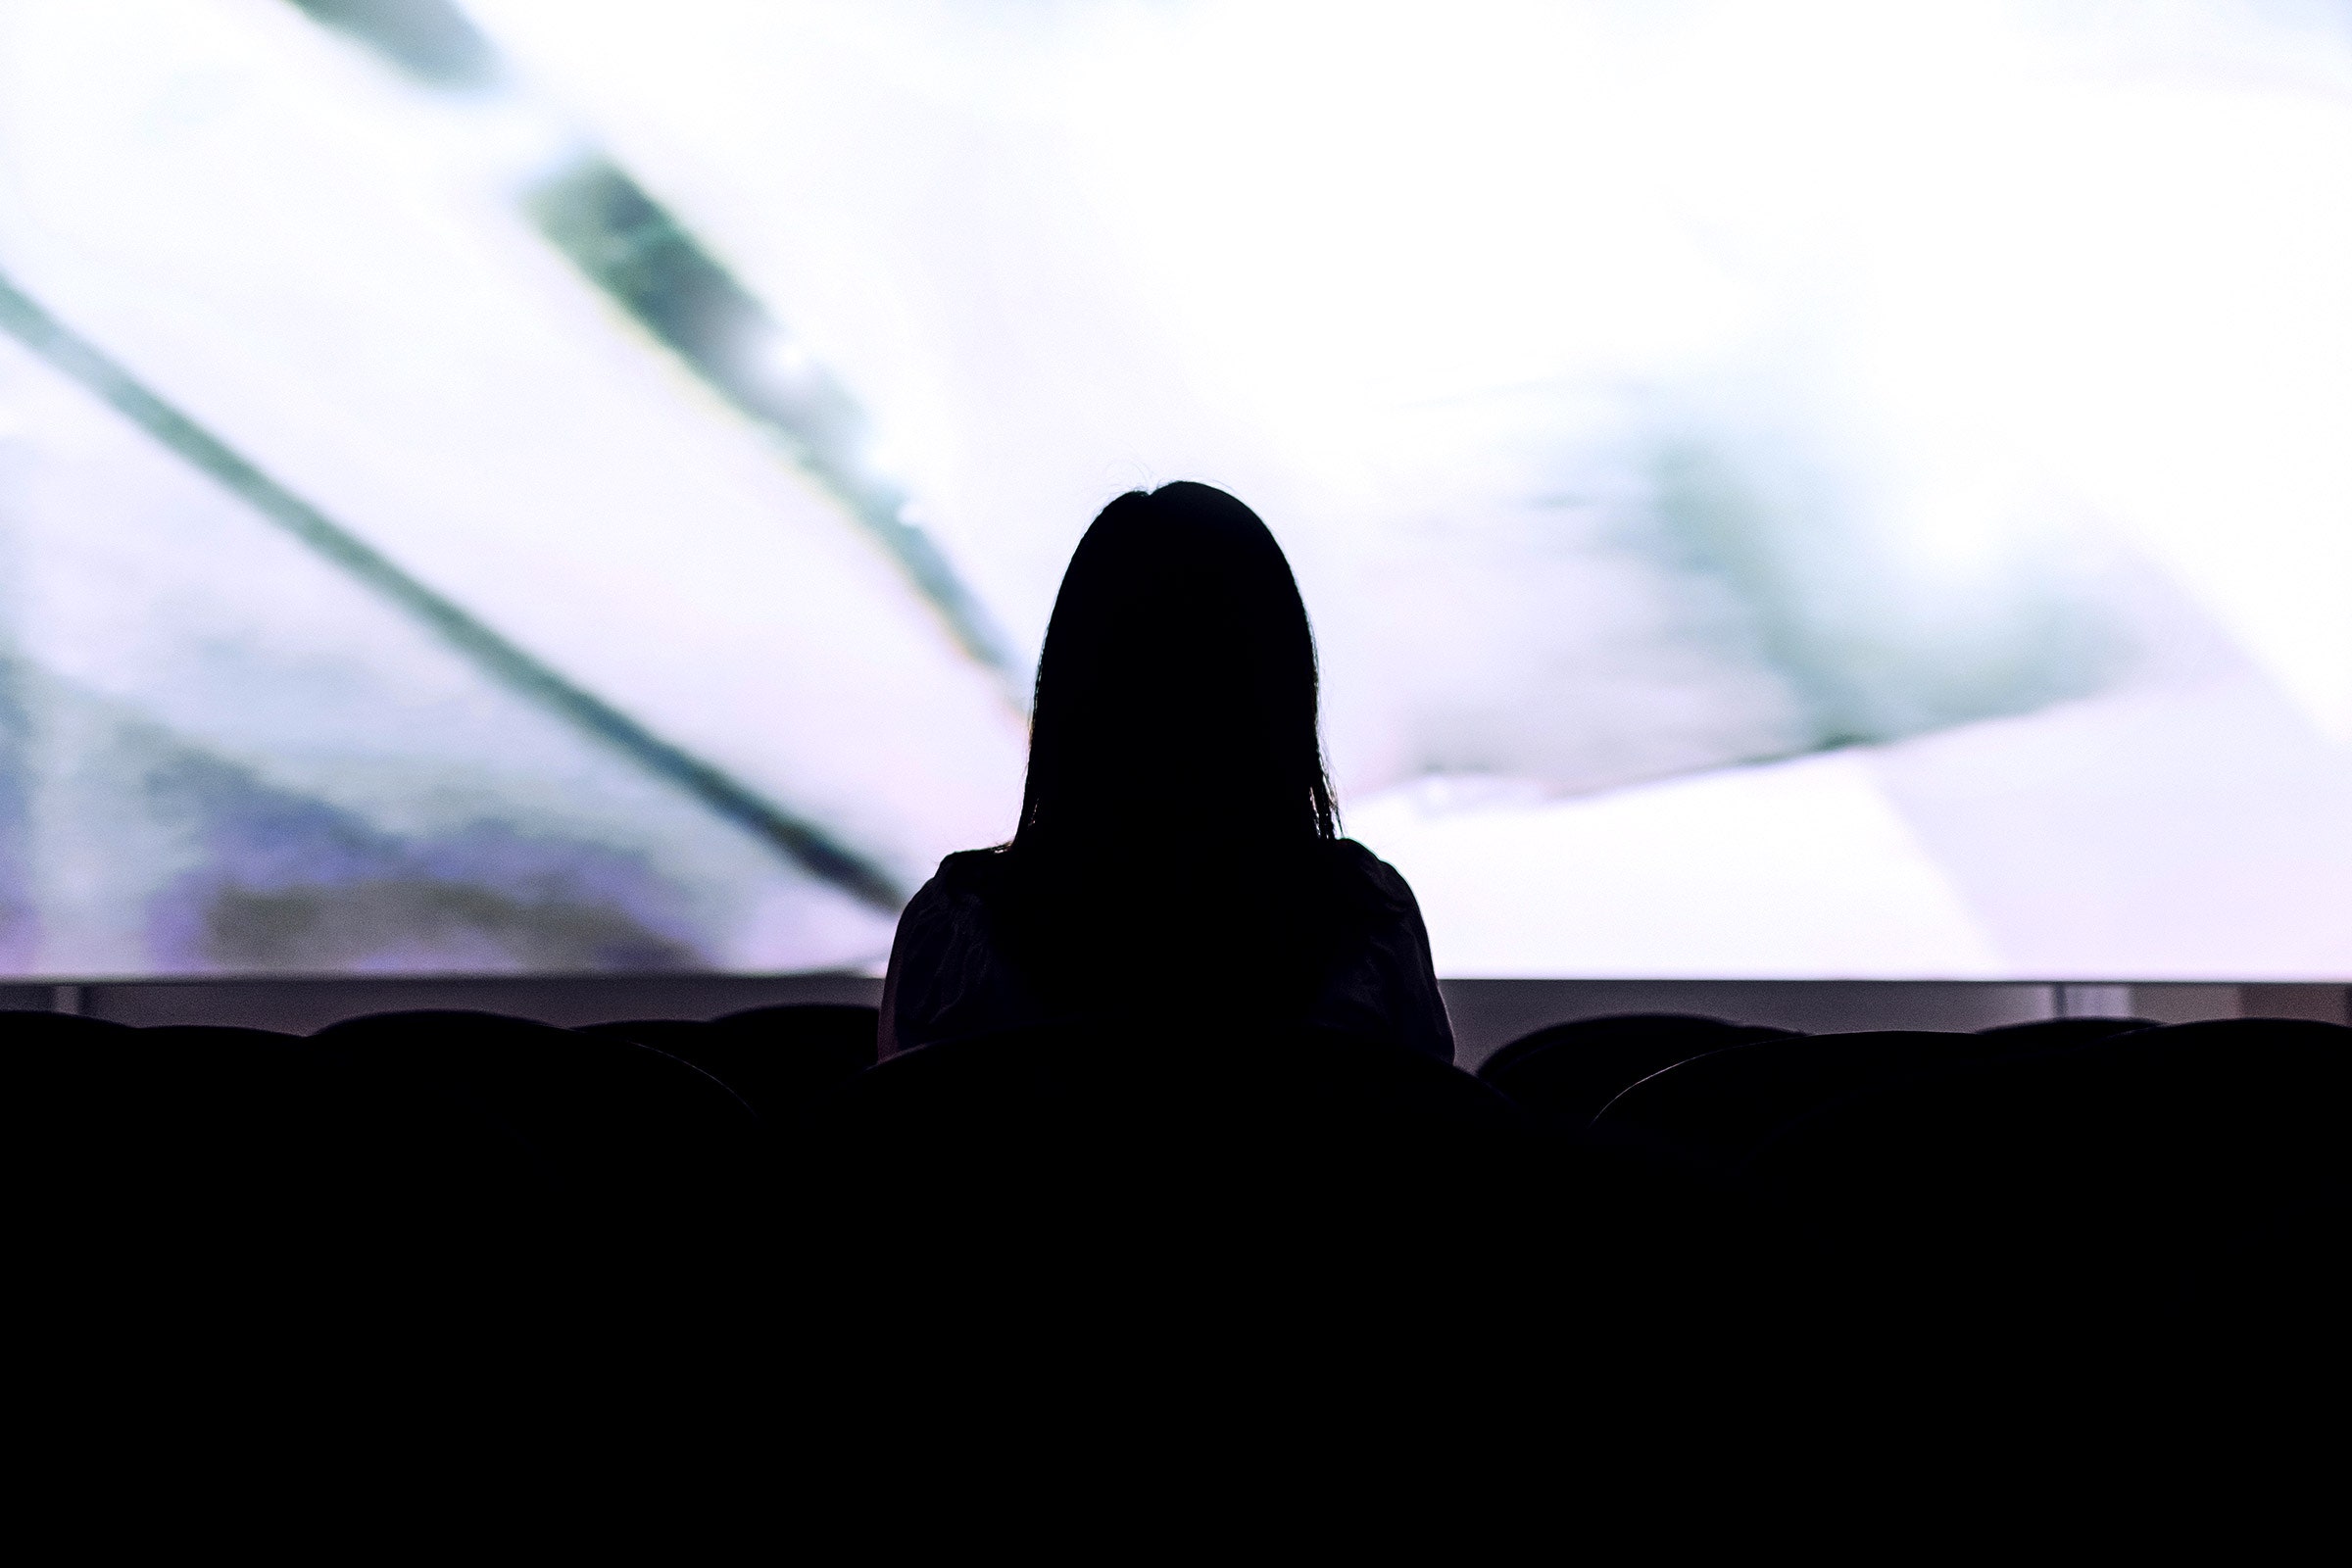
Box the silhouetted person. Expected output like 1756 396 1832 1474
879 482 1452 1060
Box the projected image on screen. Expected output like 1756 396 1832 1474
2 0 2346 979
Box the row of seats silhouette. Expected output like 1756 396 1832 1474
13 1004 2337 1327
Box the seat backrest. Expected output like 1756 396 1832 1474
107 1026 310 1178
7 1013 218 1217
696 1004 879 1125
309 1010 765 1221
1742 1017 2351 1339
1975 1016 2156 1048
1478 1013 1795 1127
793 1017 1540 1317
0 1009 132 1045
793 1015 1805 1385
7 1012 566 1315
815 1015 1518 1177
1590 1029 1992 1165
4 1011 144 1187
577 1017 710 1056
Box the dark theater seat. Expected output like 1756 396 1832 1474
806 1019 1526 1220
583 1003 878 1128
310 1010 765 1213
1588 1029 1999 1166
785 1018 1770 1391
0 1008 132 1044
1743 1017 2352 1348
4 1014 302 1219
793 1020 1541 1320
1478 1012 1797 1128
1975 1015 2158 1048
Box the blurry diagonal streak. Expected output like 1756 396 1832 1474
523 159 1021 689
0 269 904 912
284 0 1023 699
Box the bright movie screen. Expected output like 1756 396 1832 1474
2 0 2347 980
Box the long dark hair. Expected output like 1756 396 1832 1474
1016 482 1337 858
986 483 1344 1009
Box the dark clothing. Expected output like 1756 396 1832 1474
878 838 1454 1062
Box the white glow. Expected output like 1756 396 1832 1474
3 0 2347 976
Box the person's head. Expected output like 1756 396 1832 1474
1015 482 1336 865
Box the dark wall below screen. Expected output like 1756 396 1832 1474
6 975 2343 1073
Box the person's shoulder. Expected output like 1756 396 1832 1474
1322 836 1404 883
893 849 1014 971
1319 837 1419 911
918 845 1015 907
